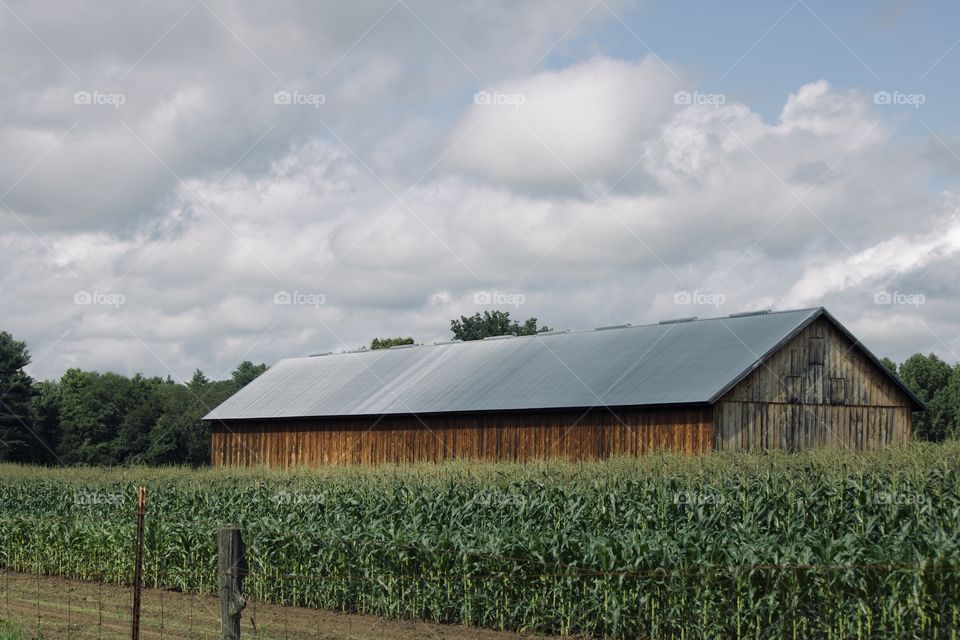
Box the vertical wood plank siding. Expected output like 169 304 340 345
210 406 715 467
714 316 913 450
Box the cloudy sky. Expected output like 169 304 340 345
2 0 959 381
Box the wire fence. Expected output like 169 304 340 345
6 565 957 640
0 567 465 640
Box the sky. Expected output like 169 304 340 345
2 0 959 382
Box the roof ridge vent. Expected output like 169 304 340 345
658 317 697 325
594 323 632 331
482 335 515 341
728 310 772 318
537 329 569 336
433 339 463 345
388 344 416 349
308 352 333 357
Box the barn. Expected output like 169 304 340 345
204 307 923 467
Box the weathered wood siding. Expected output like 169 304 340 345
210 406 715 467
714 317 913 450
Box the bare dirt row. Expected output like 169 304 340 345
0 572 548 640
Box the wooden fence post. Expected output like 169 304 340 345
131 487 146 640
218 526 246 640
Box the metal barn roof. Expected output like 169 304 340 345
205 307 922 420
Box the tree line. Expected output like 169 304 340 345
0 330 267 466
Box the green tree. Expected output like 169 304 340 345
188 369 210 390
943 366 960 440
0 331 39 462
113 374 163 463
146 378 235 466
450 311 553 341
370 337 415 350
231 361 268 388
899 353 954 441
879 357 899 375
30 380 62 464
57 369 119 464
55 370 164 465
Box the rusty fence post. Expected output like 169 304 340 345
132 486 146 640
218 526 246 640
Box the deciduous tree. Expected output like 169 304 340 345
0 331 38 462
450 310 552 341
370 337 414 350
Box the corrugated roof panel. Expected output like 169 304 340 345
205 308 824 420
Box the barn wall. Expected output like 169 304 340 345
715 317 913 450
210 406 714 467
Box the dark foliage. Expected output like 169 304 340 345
370 337 415 350
450 310 552 341
0 330 268 466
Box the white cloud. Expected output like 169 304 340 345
449 56 683 191
2 3 959 380
784 208 960 307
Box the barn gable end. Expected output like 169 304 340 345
714 313 918 451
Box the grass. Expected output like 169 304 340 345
0 621 35 640
1 443 959 638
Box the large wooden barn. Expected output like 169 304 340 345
205 307 923 467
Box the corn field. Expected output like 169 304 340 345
1 445 959 639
